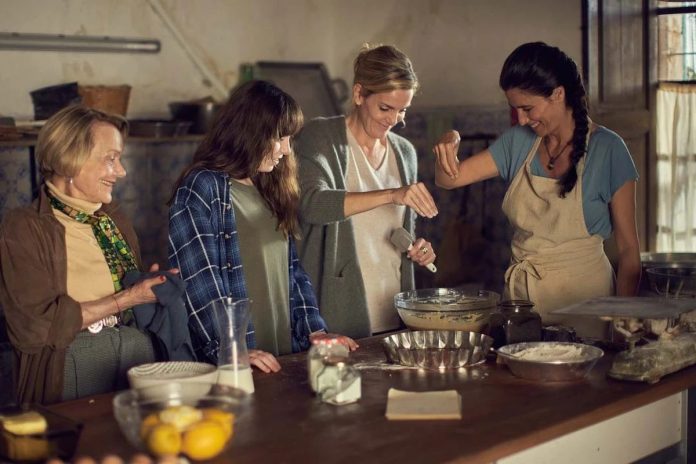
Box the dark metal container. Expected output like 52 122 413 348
488 300 542 348
169 100 223 134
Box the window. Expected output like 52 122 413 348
655 1 696 252
658 1 696 81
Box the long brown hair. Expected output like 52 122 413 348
170 80 304 237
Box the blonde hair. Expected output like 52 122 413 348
36 104 128 180
353 44 419 97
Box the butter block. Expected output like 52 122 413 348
0 434 51 461
385 388 462 420
1 411 48 435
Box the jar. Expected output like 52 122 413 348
315 355 361 405
307 335 349 392
488 300 542 348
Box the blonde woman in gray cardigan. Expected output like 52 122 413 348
295 45 438 339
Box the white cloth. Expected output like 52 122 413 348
501 136 615 338
656 83 696 252
345 126 405 333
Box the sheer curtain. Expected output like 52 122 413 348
655 82 696 251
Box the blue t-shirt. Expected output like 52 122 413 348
489 125 639 239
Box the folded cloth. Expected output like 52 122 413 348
385 388 462 420
123 270 195 362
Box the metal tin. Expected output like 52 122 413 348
381 330 494 369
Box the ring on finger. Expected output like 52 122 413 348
419 246 429 255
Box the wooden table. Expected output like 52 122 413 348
50 336 696 463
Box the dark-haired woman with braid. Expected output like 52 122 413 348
433 42 640 338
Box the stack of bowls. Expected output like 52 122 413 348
127 361 218 399
645 267 696 299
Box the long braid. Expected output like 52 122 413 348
558 72 589 197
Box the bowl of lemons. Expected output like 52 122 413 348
113 382 246 461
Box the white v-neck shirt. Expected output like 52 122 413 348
345 125 405 333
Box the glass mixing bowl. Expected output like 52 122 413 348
113 382 246 461
394 288 500 332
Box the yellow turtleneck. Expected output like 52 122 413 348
46 181 115 303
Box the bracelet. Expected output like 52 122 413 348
112 294 121 313
310 329 327 339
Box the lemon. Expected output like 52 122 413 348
139 412 161 441
181 419 228 461
201 408 235 439
158 405 202 432
145 423 181 457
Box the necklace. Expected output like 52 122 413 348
543 136 572 170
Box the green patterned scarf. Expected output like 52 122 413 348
47 190 138 323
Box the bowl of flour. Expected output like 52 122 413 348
497 342 604 381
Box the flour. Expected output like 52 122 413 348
514 344 587 362
354 361 419 371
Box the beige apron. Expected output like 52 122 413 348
501 136 615 338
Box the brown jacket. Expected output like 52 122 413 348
0 186 142 404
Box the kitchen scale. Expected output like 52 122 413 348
551 296 696 383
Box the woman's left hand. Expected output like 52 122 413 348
407 237 436 269
249 349 281 373
120 263 181 307
310 332 360 351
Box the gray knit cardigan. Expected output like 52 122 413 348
294 116 417 339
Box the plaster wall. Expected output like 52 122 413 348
0 0 581 119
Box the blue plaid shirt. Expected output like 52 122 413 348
168 169 327 363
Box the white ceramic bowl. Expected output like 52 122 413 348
128 361 218 392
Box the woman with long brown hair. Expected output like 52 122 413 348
168 80 356 373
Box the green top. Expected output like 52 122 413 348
230 180 291 355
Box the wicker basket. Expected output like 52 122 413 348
78 85 131 116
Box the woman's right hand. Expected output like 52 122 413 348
249 349 281 373
432 130 461 179
391 182 438 218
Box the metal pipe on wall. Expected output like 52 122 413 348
0 32 160 53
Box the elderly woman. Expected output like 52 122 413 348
0 105 176 404
294 44 438 338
